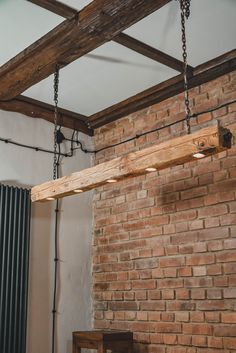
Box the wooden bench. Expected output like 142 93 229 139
72 330 133 353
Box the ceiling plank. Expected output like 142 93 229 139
113 33 193 73
31 125 230 202
0 0 171 101
89 49 236 128
0 96 93 136
28 0 78 19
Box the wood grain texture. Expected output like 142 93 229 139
0 95 93 135
114 33 193 73
89 50 236 128
31 125 229 202
0 0 171 100
28 0 78 19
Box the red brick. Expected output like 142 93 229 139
217 251 236 262
224 262 236 274
191 289 206 300
224 288 236 298
170 210 197 223
208 337 223 348
155 323 182 333
214 325 236 337
199 204 228 218
132 279 156 290
183 323 212 335
224 337 236 349
197 300 226 311
191 312 204 322
178 267 192 277
160 257 185 268
175 312 189 322
222 312 236 323
207 264 222 276
207 289 222 299
140 301 165 311
186 254 215 266
163 334 177 345
192 335 207 347
205 312 220 323
181 186 208 200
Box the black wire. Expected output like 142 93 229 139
1 99 235 158
0 137 71 157
67 99 236 155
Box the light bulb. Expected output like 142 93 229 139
145 167 157 172
193 152 205 159
107 179 117 183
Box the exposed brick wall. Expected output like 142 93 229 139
92 71 236 353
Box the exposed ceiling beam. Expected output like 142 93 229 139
113 33 193 73
88 49 236 128
0 0 171 101
31 125 231 202
28 0 188 73
28 0 78 18
0 96 93 136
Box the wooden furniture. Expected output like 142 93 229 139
72 330 133 353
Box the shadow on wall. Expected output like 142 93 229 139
27 201 54 353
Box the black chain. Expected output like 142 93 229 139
52 64 60 353
53 65 59 180
179 0 191 134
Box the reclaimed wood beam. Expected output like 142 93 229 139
89 49 236 128
28 0 78 19
0 96 93 136
31 125 231 202
113 33 193 73
28 1 191 73
0 0 171 101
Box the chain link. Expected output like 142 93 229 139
179 0 191 134
53 65 59 180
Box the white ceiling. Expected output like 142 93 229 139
0 0 236 116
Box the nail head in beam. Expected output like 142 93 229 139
31 125 231 202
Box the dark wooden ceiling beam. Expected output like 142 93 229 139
113 33 193 73
0 96 93 136
28 0 190 73
0 0 171 101
88 49 236 128
28 0 78 18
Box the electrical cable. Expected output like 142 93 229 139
1 100 235 157
66 99 236 155
0 137 71 157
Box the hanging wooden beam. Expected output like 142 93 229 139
89 49 236 128
31 125 231 202
113 33 192 73
0 0 171 101
0 96 93 136
28 0 78 19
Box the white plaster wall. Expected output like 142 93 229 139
0 110 93 353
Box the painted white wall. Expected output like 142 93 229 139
0 110 93 353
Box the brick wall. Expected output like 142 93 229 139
92 71 236 353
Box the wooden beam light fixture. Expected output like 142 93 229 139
31 125 232 202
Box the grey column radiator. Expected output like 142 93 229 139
0 185 31 353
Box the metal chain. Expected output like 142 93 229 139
53 65 59 180
179 0 191 134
